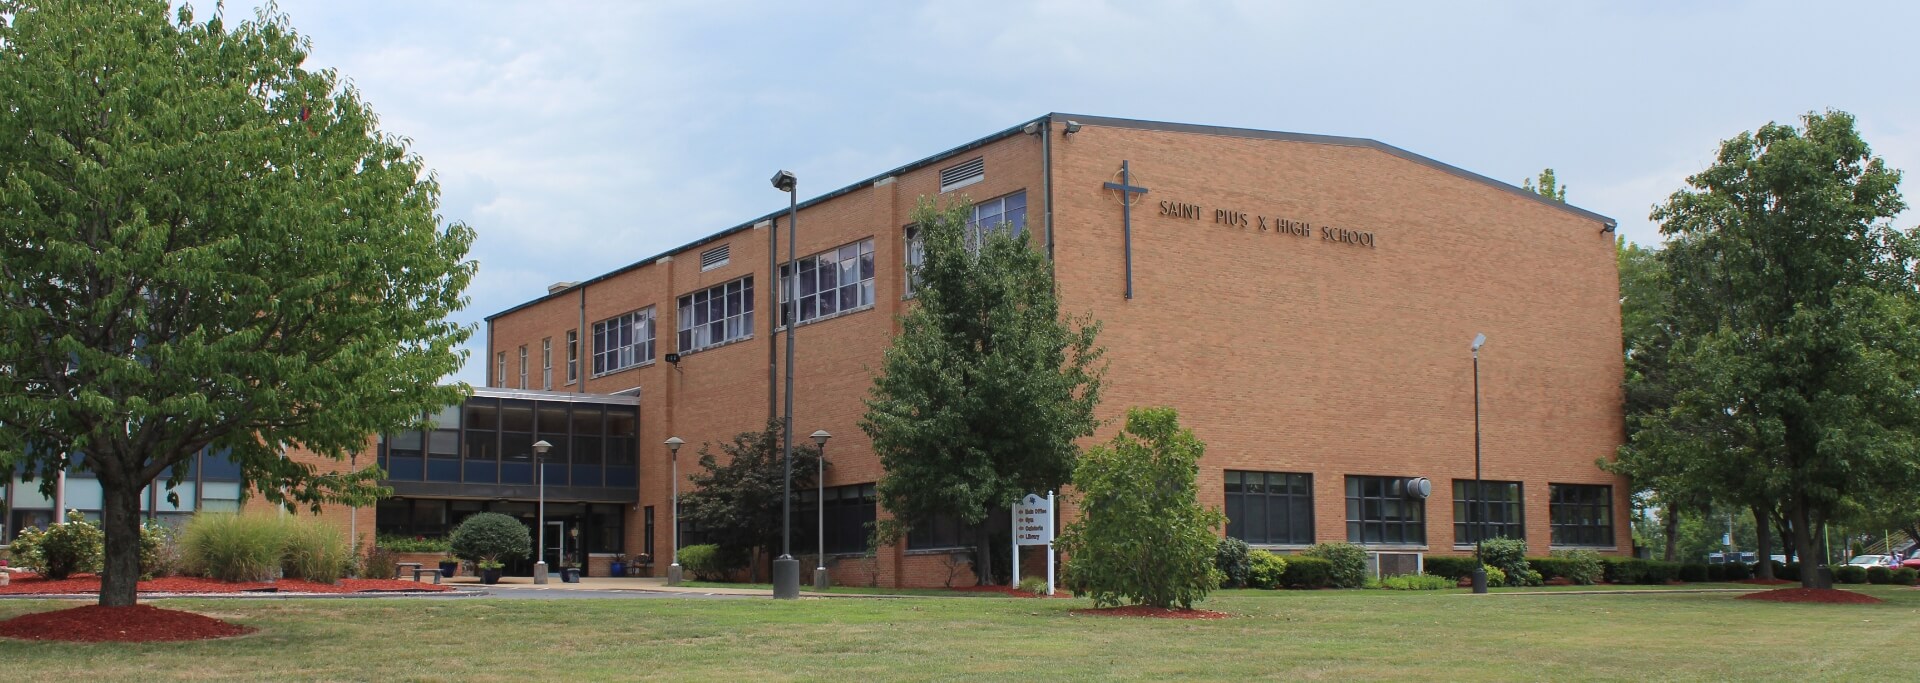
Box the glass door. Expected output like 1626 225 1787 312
545 520 566 570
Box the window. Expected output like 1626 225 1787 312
1345 476 1425 545
1225 471 1313 545
592 308 656 376
541 337 552 390
1452 480 1523 544
677 276 753 352
939 156 985 192
796 483 878 555
699 244 730 271
496 352 506 387
780 238 875 327
903 191 1027 297
517 345 528 389
1550 484 1614 547
565 330 579 384
908 511 971 550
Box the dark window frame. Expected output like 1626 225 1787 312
1345 475 1426 545
1224 470 1314 546
1451 480 1524 544
1549 483 1614 547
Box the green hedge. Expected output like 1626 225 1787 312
1424 556 1479 581
1723 561 1751 581
1834 565 1868 584
1678 563 1709 582
1281 556 1335 588
1893 567 1918 586
1376 573 1453 590
678 544 741 581
1302 543 1369 588
1246 550 1288 590
1867 566 1894 584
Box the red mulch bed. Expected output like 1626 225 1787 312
0 573 450 595
1736 587 1884 604
0 604 253 642
1736 578 1795 586
1071 605 1229 619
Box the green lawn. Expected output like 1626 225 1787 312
3 585 1917 681
674 580 1000 597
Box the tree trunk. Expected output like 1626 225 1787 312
974 519 995 586
98 476 145 607
1661 503 1680 562
1789 494 1830 589
1751 504 1775 580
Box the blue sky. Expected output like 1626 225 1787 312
233 1 1920 385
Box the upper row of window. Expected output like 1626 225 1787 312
499 191 1028 386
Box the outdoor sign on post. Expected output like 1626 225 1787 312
1011 492 1055 595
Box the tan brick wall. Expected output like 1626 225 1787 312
457 118 1628 586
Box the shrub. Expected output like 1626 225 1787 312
282 517 350 584
1644 561 1682 584
677 544 740 581
1281 556 1335 588
1057 408 1225 609
1550 550 1604 585
1482 564 1506 586
1892 567 1918 586
1017 576 1049 595
375 534 452 553
1377 573 1454 590
1679 563 1709 582
362 545 398 580
1214 538 1251 588
1778 562 1800 581
180 514 289 582
140 521 180 579
1867 566 1893 584
1302 542 1369 589
10 511 105 580
1424 556 1480 581
1834 565 1867 584
1724 561 1752 581
1246 550 1289 589
1479 538 1533 587
450 512 531 566
1602 557 1648 584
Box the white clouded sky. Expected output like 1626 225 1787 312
219 0 1920 385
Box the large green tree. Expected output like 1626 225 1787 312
861 198 1103 584
0 1 473 606
1648 110 1920 589
676 419 823 581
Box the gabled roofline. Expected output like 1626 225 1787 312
1050 112 1618 229
488 113 1616 322
484 116 1044 322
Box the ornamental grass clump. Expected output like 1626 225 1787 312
282 517 350 584
180 513 289 582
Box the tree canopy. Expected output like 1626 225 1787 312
0 0 474 605
1618 110 1920 588
860 198 1103 582
676 419 823 578
1522 168 1568 201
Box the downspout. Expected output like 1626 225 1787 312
577 288 586 394
1042 114 1055 263
485 319 494 387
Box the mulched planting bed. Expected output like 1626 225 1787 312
0 573 450 595
1071 605 1229 619
1735 587 1884 604
0 604 253 642
949 585 1072 599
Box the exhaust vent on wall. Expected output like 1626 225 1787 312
700 244 731 271
939 156 985 193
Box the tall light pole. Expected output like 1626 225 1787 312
532 439 552 585
811 430 832 591
1470 333 1488 595
770 169 801 600
665 436 685 586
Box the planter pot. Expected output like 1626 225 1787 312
481 568 502 585
609 562 626 577
439 561 460 578
561 567 581 583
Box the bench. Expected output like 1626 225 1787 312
408 566 444 584
395 562 423 579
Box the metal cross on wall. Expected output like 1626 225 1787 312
1103 160 1149 299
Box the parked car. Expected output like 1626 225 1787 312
1901 556 1920 571
1846 554 1897 568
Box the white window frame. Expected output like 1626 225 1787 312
780 238 876 328
592 307 657 377
677 276 754 353
496 351 506 387
565 330 579 384
541 337 552 390
518 345 528 390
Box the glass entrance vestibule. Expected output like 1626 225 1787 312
375 388 641 575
